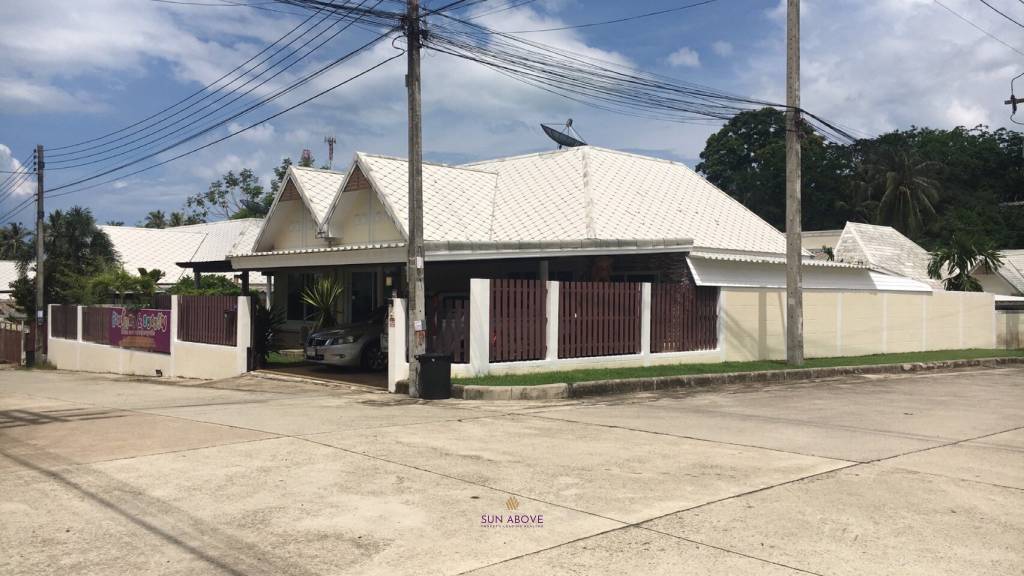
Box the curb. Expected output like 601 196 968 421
453 357 1024 401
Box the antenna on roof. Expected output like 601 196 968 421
541 118 586 149
324 136 336 169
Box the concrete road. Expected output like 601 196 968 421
1 366 1021 575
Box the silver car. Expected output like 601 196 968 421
304 307 387 371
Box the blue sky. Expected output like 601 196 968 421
1 0 1021 226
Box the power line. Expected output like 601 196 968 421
502 0 719 33
934 0 1024 57
977 0 1024 29
49 0 375 163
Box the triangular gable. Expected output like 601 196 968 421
324 154 408 242
252 167 334 253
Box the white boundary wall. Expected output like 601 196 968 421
387 280 1009 387
48 296 251 380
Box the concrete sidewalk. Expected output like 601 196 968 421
1 366 1022 575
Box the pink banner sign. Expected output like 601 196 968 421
110 308 171 354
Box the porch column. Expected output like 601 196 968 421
194 270 202 289
469 278 490 376
538 260 549 282
545 281 559 361
240 272 249 294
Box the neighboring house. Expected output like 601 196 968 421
973 249 1024 296
802 229 842 260
227 147 930 345
832 222 944 289
100 219 264 291
0 260 26 320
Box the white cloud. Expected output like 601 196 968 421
227 122 276 143
0 144 36 198
711 41 734 57
667 47 701 68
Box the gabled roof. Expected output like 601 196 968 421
833 222 941 288
101 219 264 284
322 146 791 255
253 165 345 251
987 249 1024 294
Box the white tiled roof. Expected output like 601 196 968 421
833 222 942 288
291 166 346 227
100 225 207 283
0 260 21 293
101 219 265 285
993 249 1024 294
347 146 790 254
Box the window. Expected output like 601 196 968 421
285 272 316 321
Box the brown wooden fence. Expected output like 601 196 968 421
82 307 115 345
177 295 237 347
426 298 470 363
651 284 719 353
558 281 642 359
0 321 23 364
490 279 546 362
50 304 78 340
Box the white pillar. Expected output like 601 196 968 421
236 296 252 375
387 297 408 392
469 278 490 376
641 283 652 365
169 295 178 377
546 281 559 361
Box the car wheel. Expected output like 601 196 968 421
361 339 386 372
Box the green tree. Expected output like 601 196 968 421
928 233 1004 291
859 144 941 237
697 108 855 231
0 222 31 260
301 276 343 331
143 210 167 229
167 274 243 296
12 206 119 313
84 267 158 305
185 168 272 221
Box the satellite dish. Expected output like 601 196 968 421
541 118 586 149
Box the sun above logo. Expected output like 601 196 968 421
505 496 520 511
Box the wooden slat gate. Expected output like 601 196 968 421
490 279 546 362
50 304 78 340
82 307 114 345
0 321 23 364
177 295 238 347
558 281 642 359
426 298 470 363
651 284 719 352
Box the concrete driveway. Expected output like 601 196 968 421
1 366 1021 575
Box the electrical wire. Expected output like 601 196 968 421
503 0 719 33
977 0 1024 29
933 0 1024 57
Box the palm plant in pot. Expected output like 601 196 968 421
301 277 344 331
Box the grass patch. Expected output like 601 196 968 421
455 348 1024 387
266 351 306 366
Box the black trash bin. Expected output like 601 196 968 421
416 353 453 399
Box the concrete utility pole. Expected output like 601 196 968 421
34 144 45 364
785 0 804 366
405 0 426 397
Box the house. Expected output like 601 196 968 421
0 260 25 320
830 222 944 289
100 219 264 291
228 147 931 346
972 249 1024 296
802 229 843 260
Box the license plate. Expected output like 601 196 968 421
306 347 322 361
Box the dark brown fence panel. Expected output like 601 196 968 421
0 321 22 364
177 295 237 347
490 279 546 362
50 305 78 340
426 298 470 364
82 307 114 345
651 284 719 353
558 281 641 359
153 293 172 310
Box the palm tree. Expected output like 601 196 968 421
928 234 1004 292
0 222 30 260
168 211 186 227
143 210 167 229
861 147 941 237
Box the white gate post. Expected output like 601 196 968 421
641 283 652 365
469 278 490 376
388 298 408 392
545 281 559 361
